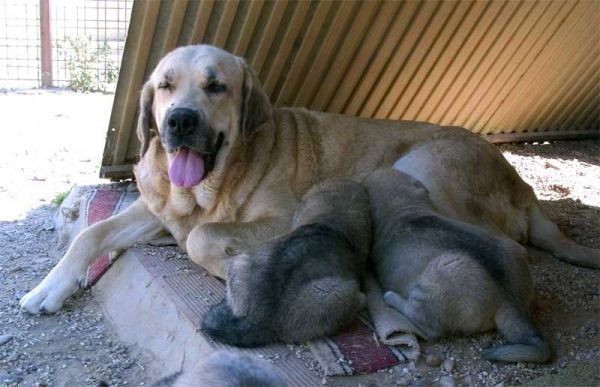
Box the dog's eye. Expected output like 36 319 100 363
158 82 172 92
205 82 227 95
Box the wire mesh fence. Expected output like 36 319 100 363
0 0 132 91
0 1 41 88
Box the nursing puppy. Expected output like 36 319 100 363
364 169 550 363
202 180 371 346
151 351 287 387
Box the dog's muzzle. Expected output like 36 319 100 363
162 107 208 149
167 107 197 137
161 107 223 188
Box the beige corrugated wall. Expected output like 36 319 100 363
102 0 600 179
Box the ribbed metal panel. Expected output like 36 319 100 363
102 0 600 178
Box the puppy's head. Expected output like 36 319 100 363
293 180 372 256
137 45 272 188
363 169 432 214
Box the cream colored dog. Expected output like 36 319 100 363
20 45 598 315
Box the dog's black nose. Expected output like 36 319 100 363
166 108 199 137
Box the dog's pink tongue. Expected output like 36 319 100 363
168 147 205 188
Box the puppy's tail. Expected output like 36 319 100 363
483 301 551 363
201 300 275 347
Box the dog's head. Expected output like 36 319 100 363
137 45 272 188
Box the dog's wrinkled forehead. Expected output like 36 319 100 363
151 45 244 90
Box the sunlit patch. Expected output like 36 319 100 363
0 91 112 221
501 142 600 207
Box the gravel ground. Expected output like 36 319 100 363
0 90 598 386
0 206 153 387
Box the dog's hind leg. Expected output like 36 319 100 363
283 277 363 343
20 200 164 314
527 200 599 269
384 289 441 340
483 300 551 363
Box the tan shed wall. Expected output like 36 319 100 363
102 0 600 178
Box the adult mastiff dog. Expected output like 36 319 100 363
21 45 598 314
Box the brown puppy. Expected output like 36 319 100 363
21 45 598 315
364 169 550 363
202 180 370 346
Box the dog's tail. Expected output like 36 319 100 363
483 300 551 363
527 199 599 269
201 300 275 347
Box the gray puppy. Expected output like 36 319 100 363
151 351 287 387
363 169 550 363
201 180 371 346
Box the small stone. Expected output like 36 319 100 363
439 376 457 387
396 376 411 386
411 377 432 387
495 382 504 387
0 335 13 346
321 377 328 385
443 358 455 372
481 338 492 349
7 353 20 362
426 354 441 367
122 360 135 370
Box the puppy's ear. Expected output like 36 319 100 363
137 81 155 159
240 64 272 143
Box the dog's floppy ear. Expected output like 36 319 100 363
137 81 155 159
240 64 272 143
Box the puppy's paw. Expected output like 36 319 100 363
383 291 398 304
20 273 81 315
383 290 406 311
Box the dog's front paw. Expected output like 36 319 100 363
20 272 81 315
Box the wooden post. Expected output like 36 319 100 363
40 0 52 87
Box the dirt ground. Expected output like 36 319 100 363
0 89 598 387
